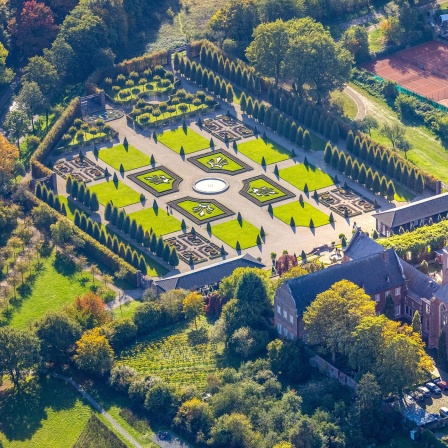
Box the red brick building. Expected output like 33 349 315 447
274 229 448 348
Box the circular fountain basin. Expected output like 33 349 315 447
193 178 229 194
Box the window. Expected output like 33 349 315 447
395 287 401 296
395 305 401 316
277 323 282 334
283 327 288 337
375 294 380 302
289 314 294 324
426 304 431 314
277 305 281 314
283 310 287 319
385 290 391 298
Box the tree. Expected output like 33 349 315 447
384 294 395 320
356 373 383 439
9 0 58 57
16 81 46 132
4 110 30 148
102 319 137 350
412 310 422 336
74 327 114 376
246 20 289 86
289 417 323 448
439 329 447 363
0 134 19 194
70 292 111 329
90 192 99 212
286 18 352 103
35 311 82 364
258 0 305 22
359 116 379 136
303 130 311 151
341 25 369 63
183 292 205 330
0 327 40 390
174 398 213 442
169 247 179 267
22 56 59 97
133 302 162 335
303 280 376 362
209 413 261 448
144 382 178 421
0 42 13 86
380 122 406 149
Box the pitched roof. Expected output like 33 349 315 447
400 260 438 304
284 248 405 316
344 229 384 260
372 193 448 228
153 253 265 292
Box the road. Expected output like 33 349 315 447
344 85 367 121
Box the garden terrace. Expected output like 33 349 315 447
273 201 330 228
88 179 142 208
83 108 124 125
53 156 105 183
240 175 295 206
279 163 334 192
128 207 182 236
168 197 234 225
165 231 226 265
237 137 291 165
211 218 262 250
102 67 175 105
58 119 118 151
157 126 210 154
127 166 182 197
188 149 253 175
97 143 151 172
130 90 218 128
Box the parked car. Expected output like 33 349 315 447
441 407 448 417
426 382 442 395
436 380 448 390
410 391 425 403
418 386 431 398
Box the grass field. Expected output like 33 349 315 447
350 83 448 185
394 182 415 203
177 199 226 221
279 163 334 191
128 208 182 236
196 151 243 172
112 301 143 320
58 196 169 277
330 90 358 121
246 178 286 203
98 144 151 171
135 169 175 193
73 415 127 448
0 377 93 448
368 27 384 53
157 127 209 154
273 201 330 228
117 318 220 391
212 219 261 249
89 180 141 208
58 196 86 221
237 137 291 165
8 252 97 329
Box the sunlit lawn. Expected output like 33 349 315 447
98 144 151 171
237 137 290 165
128 208 182 236
212 219 261 249
273 201 330 228
88 180 141 208
279 163 334 191
157 127 210 154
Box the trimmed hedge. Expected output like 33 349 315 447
31 97 81 178
30 194 139 286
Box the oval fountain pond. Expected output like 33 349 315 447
193 178 229 194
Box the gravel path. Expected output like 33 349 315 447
344 85 367 121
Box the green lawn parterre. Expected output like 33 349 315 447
246 178 286 203
273 201 330 228
212 219 261 249
279 163 334 192
116 318 220 391
196 152 244 172
177 199 226 221
88 180 142 208
135 169 176 193
98 144 151 172
157 127 210 154
237 137 291 165
128 208 182 236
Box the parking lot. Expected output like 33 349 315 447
419 390 448 415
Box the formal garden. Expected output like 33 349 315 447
127 166 181 196
240 175 295 206
189 149 252 175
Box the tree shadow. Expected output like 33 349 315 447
17 283 32 298
53 256 77 277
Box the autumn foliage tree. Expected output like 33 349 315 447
0 134 19 194
9 0 58 57
183 292 205 329
69 292 111 329
73 327 114 376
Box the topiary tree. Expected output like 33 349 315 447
324 142 332 164
261 156 266 168
90 193 99 212
303 130 311 151
330 121 340 143
309 218 314 229
268 203 273 215
66 176 73 195
290 217 296 227
330 148 340 169
235 241 241 252
274 165 279 177
169 247 179 267
83 189 91 208
163 243 171 263
346 131 354 153
156 236 164 258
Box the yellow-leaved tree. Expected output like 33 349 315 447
0 133 19 194
182 292 205 330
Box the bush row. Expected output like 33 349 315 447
324 143 397 199
30 193 139 286
31 97 81 179
344 131 424 194
104 201 179 267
